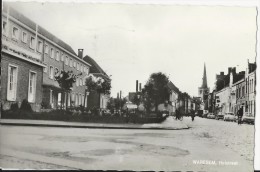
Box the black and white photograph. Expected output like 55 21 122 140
0 0 259 171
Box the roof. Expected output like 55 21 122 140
167 81 180 93
233 77 245 86
83 55 110 80
248 62 256 73
3 4 77 56
233 73 245 84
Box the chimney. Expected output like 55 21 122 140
139 83 142 92
232 67 236 74
78 49 84 59
228 67 232 74
220 72 224 75
136 80 139 92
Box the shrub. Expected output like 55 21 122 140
20 99 32 112
41 102 52 109
10 102 19 111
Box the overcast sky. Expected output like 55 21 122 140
6 1 257 98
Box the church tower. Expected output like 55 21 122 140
198 63 210 103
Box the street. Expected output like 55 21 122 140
0 117 254 171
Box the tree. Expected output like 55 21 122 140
178 92 190 115
142 72 170 115
106 97 126 113
85 74 111 94
54 70 82 109
85 74 111 108
114 97 127 110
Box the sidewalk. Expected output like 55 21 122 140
0 116 189 130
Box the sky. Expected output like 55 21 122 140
5 1 257 98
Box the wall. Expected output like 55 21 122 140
215 87 231 114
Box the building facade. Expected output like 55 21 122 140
2 4 92 111
1 5 46 111
244 61 256 117
167 81 179 113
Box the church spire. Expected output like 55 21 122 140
201 63 208 88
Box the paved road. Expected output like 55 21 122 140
0 117 254 171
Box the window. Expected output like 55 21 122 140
7 65 18 101
68 93 71 107
37 40 43 53
86 67 89 75
54 68 59 77
2 21 7 35
61 53 64 61
76 78 79 86
82 95 85 107
70 58 73 67
22 31 27 43
44 44 49 54
79 78 82 86
65 56 69 65
30 36 36 49
56 51 60 61
81 64 83 72
79 94 82 105
43 67 47 73
49 66 54 79
12 26 19 40
75 94 78 106
77 63 80 70
251 79 254 92
50 48 54 58
73 61 76 68
28 71 37 103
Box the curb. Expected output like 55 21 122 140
0 122 190 130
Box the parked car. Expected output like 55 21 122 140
207 113 215 119
202 113 208 118
242 113 255 124
216 112 224 120
224 112 236 122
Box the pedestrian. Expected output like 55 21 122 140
175 109 179 120
191 109 195 121
237 107 243 125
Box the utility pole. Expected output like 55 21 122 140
120 90 122 111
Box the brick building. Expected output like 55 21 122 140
1 5 46 111
2 4 92 111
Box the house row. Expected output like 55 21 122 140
207 60 256 117
1 4 110 112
